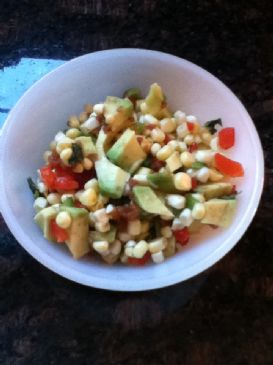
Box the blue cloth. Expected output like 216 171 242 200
0 58 65 128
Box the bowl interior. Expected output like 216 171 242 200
0 49 264 290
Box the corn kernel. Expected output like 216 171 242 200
84 103 93 114
56 211 72 229
79 111 88 123
160 118 176 133
209 168 223 182
151 128 165 143
180 151 195 168
156 145 174 161
95 222 110 233
133 240 148 258
66 128 81 139
174 110 186 124
184 134 195 145
151 251 164 264
148 238 167 253
47 193 61 205
93 241 109 255
160 226 173 238
176 123 188 139
83 157 93 170
72 163 84 173
210 136 219 151
127 219 141 236
33 197 48 212
174 172 192 191
93 103 104 114
60 147 73 164
84 178 99 192
79 188 98 208
166 151 182 172
166 194 185 209
151 143 161 156
43 150 51 163
179 208 193 226
67 115 80 128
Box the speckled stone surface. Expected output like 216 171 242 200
0 1 273 364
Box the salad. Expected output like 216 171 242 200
28 83 244 265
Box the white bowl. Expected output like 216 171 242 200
0 49 264 291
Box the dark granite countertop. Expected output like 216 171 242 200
0 1 273 364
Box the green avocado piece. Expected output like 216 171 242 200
107 129 146 173
95 129 114 159
147 173 176 193
201 198 237 227
60 206 90 259
90 225 117 243
140 83 171 118
104 96 133 132
186 194 199 210
195 182 233 200
95 157 130 199
75 136 96 156
62 197 74 207
123 88 142 102
34 206 58 241
133 186 174 218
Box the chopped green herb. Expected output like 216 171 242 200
204 118 222 134
27 177 40 199
142 156 152 168
191 161 206 170
186 194 199 209
62 197 74 207
135 122 145 134
68 143 84 165
123 88 142 102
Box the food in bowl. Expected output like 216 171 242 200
28 83 244 265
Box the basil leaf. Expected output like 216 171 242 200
68 143 83 165
27 177 41 199
204 118 222 134
191 161 206 170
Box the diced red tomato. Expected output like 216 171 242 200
128 251 151 266
191 177 198 189
54 177 79 191
218 127 235 149
40 165 80 192
40 166 56 190
214 153 244 177
188 142 198 153
173 227 190 246
187 122 194 132
50 219 68 243
150 158 165 172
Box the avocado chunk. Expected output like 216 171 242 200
34 206 58 241
107 129 147 173
95 157 130 199
75 136 96 156
104 96 133 132
195 182 233 200
133 186 174 218
147 173 176 193
140 83 171 119
90 225 117 243
60 206 90 259
201 198 237 227
95 129 114 159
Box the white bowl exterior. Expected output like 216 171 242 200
0 49 264 291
